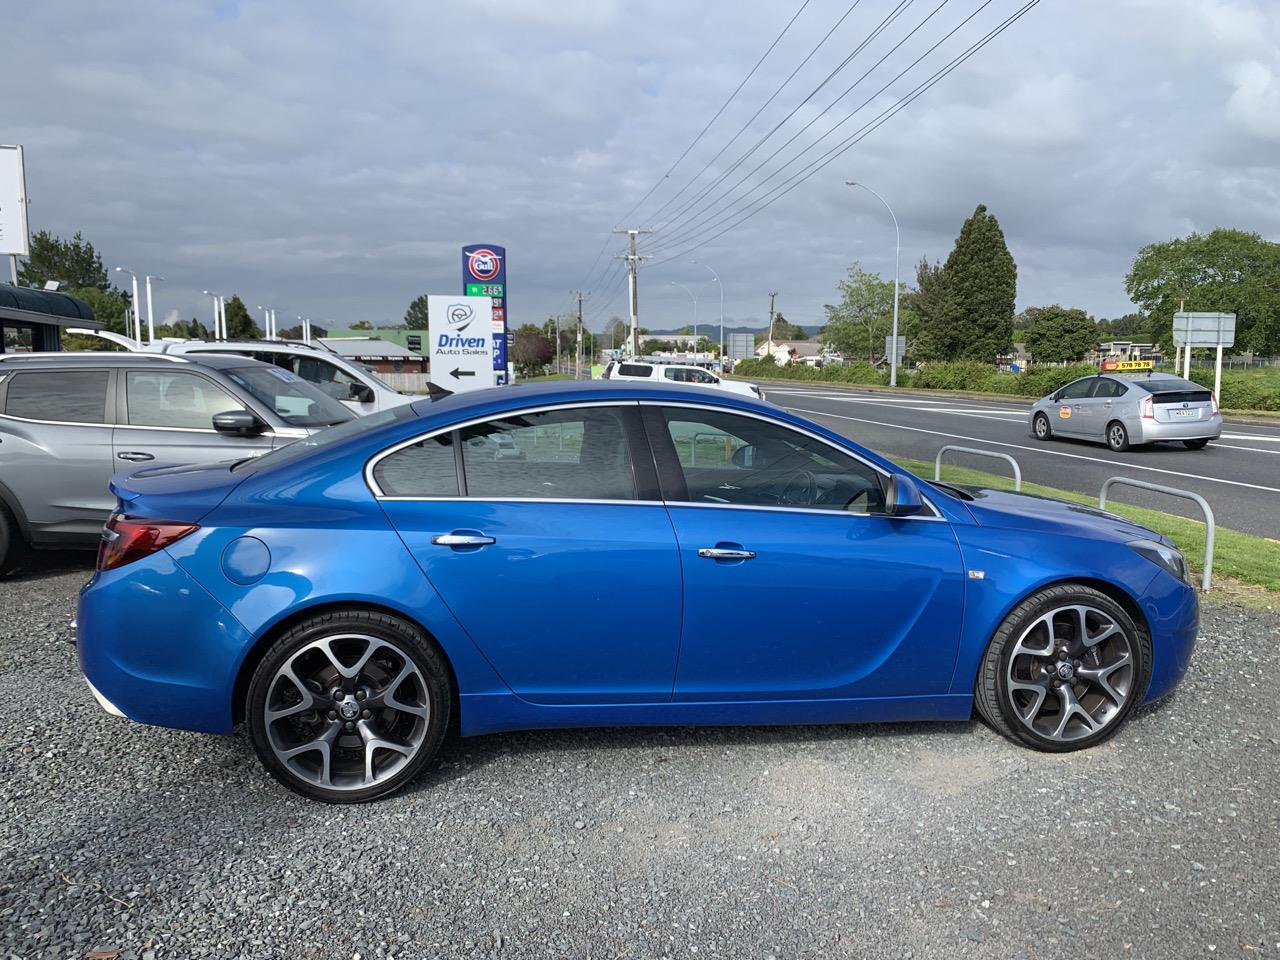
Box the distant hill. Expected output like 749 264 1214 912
638 321 824 338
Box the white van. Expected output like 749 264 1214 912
601 360 760 398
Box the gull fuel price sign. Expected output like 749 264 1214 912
426 295 495 393
462 244 508 382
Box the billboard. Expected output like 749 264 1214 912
1172 312 1235 348
0 145 29 258
427 295 495 394
726 332 755 360
462 244 507 378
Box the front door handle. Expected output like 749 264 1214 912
116 451 155 462
697 547 756 561
431 533 496 547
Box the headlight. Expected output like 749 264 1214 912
1128 538 1188 583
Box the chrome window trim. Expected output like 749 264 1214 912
0 411 112 429
364 397 943 521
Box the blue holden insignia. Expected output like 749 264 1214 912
77 381 1199 802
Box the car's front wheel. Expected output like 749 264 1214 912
0 504 29 577
974 584 1151 752
246 609 451 802
1032 412 1052 441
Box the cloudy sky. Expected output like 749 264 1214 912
4 0 1279 334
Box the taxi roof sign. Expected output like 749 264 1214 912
1101 359 1154 372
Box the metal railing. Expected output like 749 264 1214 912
934 445 1022 491
1099 477 1216 592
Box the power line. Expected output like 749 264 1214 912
649 0 961 254
647 0 1043 268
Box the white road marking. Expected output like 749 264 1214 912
1222 433 1280 442
1214 443 1280 456
783 406 1280 495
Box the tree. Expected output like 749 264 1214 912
640 338 675 354
511 323 552 377
1124 228 1280 355
1096 313 1149 339
222 295 260 339
939 204 1017 363
68 286 131 336
769 313 807 341
277 322 328 340
903 257 955 361
821 263 895 362
404 295 430 330
18 230 111 291
602 316 629 349
351 320 373 330
1022 305 1098 363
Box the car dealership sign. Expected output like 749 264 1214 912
462 243 508 380
427 295 495 393
0 145 30 258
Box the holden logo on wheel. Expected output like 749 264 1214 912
1056 662 1075 680
339 700 360 720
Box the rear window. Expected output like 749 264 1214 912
4 370 109 423
1130 378 1212 402
617 363 653 378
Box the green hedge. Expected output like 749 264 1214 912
731 358 1280 410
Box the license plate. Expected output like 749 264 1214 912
1171 409 1197 418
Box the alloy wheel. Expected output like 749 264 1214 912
1108 423 1127 450
1033 414 1049 439
263 633 430 791
1004 604 1135 743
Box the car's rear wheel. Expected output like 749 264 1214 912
974 584 1151 752
1183 439 1210 450
1106 420 1130 452
1032 412 1052 441
0 504 30 577
246 609 451 802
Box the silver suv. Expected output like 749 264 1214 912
0 352 354 573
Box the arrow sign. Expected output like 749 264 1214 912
451 368 475 379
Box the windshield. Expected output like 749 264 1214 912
231 403 418 473
223 365 355 428
349 359 394 390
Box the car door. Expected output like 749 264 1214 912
1089 377 1126 435
1052 378 1096 436
642 404 965 702
372 402 683 704
113 368 276 467
0 367 117 536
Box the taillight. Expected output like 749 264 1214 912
1140 396 1154 420
97 515 199 571
1211 394 1219 415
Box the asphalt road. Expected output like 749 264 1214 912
760 385 1280 537
3 561 1280 959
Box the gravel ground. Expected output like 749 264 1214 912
2 557 1279 960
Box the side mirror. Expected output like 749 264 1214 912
884 473 925 517
212 409 265 437
349 382 375 403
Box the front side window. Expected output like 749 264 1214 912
659 407 886 514
1058 379 1094 400
461 407 635 500
5 370 109 424
126 371 243 429
287 356 358 401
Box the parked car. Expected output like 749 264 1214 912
601 359 761 398
77 381 1199 802
0 352 353 573
1029 372 1222 451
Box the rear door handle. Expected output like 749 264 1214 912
431 533 496 547
116 451 155 462
698 547 756 561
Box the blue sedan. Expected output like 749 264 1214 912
77 382 1199 802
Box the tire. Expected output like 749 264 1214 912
0 504 30 577
246 609 451 803
1105 420 1130 452
974 584 1151 752
1183 439 1209 450
1032 413 1052 441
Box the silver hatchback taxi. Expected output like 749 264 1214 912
1029 371 1222 452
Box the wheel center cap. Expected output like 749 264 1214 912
1056 662 1075 681
338 698 361 720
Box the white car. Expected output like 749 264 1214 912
601 360 761 398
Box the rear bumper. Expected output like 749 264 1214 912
1135 416 1222 442
77 549 252 735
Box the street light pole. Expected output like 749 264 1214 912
115 267 142 347
669 281 698 355
691 261 723 367
846 181 901 386
144 275 163 343
201 291 222 339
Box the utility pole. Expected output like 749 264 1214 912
613 228 652 357
767 291 778 359
571 290 587 380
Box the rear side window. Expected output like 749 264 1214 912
126 371 243 429
4 370 109 423
372 433 459 497
617 363 653 378
460 407 635 500
1091 379 1127 399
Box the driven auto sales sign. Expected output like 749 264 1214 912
427 295 495 393
462 243 508 378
